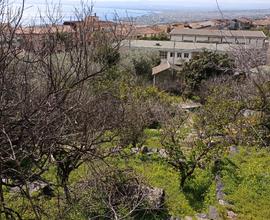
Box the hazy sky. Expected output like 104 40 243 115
94 0 270 8
13 0 270 10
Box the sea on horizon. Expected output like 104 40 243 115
12 1 153 25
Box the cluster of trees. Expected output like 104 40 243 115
139 32 170 41
0 3 184 219
159 54 270 190
0 3 165 219
181 51 234 99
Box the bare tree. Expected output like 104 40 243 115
0 1 133 218
69 167 153 220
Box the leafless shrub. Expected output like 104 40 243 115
0 1 133 218
69 167 152 220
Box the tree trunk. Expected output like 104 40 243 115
180 173 187 189
63 181 71 204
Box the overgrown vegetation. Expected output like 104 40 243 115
140 33 170 41
1 2 270 220
181 50 234 99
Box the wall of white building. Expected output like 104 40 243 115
170 35 183 41
171 34 265 47
209 37 222 43
183 35 195 42
160 51 193 64
196 36 209 42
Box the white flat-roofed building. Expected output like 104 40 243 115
170 29 267 48
122 29 269 91
122 39 265 65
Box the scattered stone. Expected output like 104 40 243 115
159 148 168 158
242 109 261 117
198 162 206 169
196 213 209 219
152 148 159 153
10 186 20 193
227 210 237 219
28 181 48 194
229 146 239 155
218 199 229 206
131 147 139 154
208 206 220 220
143 186 165 209
207 141 216 148
146 152 154 156
111 147 121 153
184 216 193 220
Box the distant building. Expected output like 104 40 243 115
15 14 125 52
15 25 75 52
123 28 268 64
122 27 270 93
253 18 270 28
63 15 116 32
184 20 217 29
169 29 267 47
123 29 268 91
130 26 167 39
122 39 235 65
229 18 253 30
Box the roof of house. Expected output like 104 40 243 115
122 40 259 52
170 29 266 38
131 26 164 36
63 19 116 30
187 20 217 29
16 25 75 35
236 17 253 23
172 23 185 28
152 61 182 75
253 18 270 26
152 61 171 75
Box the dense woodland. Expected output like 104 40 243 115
1 2 270 220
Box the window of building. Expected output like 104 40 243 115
160 51 167 59
170 52 175 57
177 53 182 58
184 53 189 58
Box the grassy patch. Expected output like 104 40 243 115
144 129 163 149
221 147 270 220
120 154 216 218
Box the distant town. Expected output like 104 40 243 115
133 9 270 25
11 12 270 90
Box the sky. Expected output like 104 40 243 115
14 0 270 10
93 0 270 10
